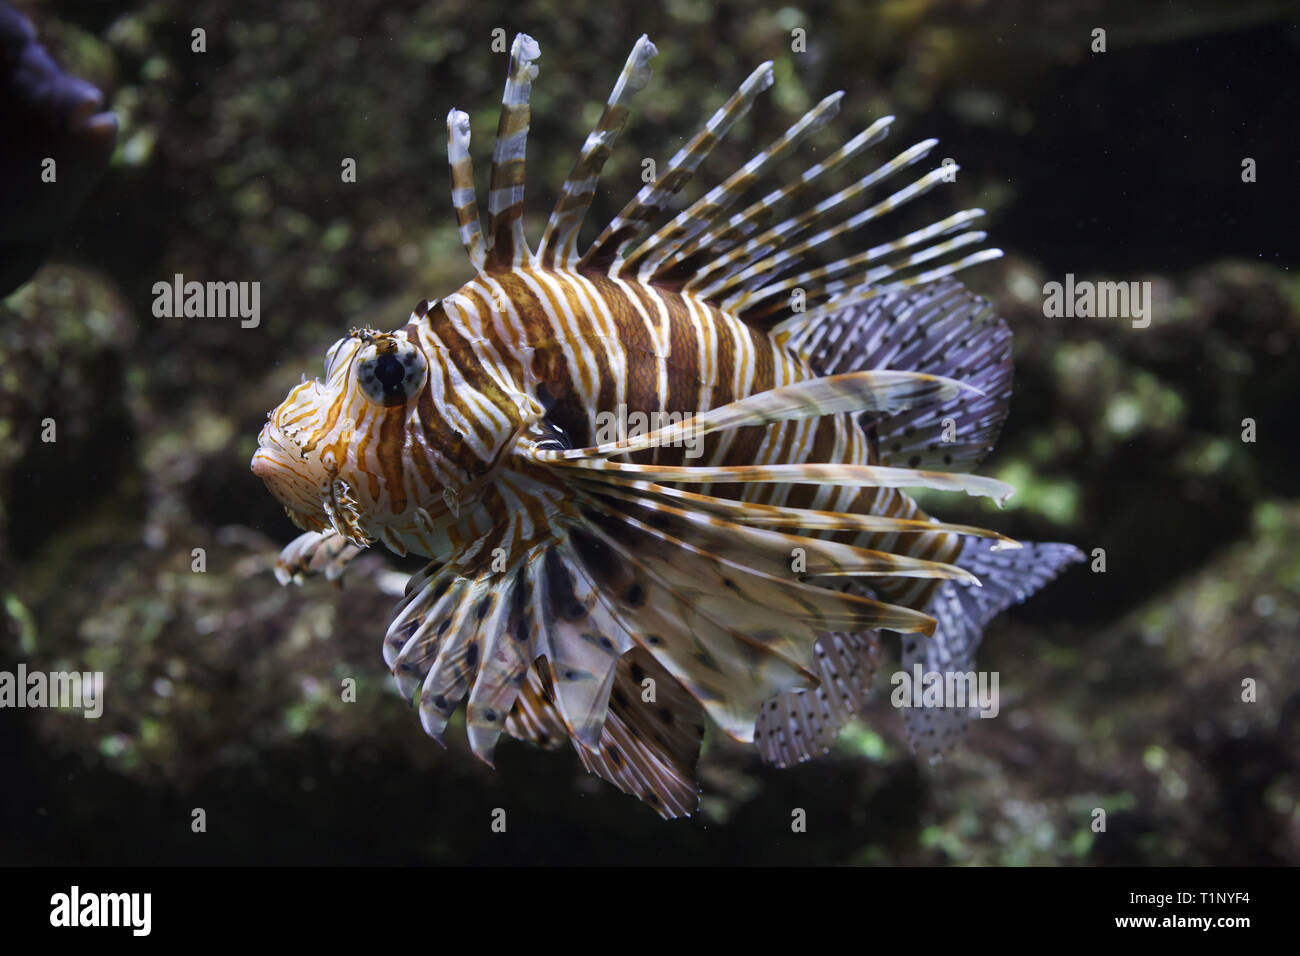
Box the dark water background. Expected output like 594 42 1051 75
2 0 1297 864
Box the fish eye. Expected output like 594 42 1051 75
356 338 426 406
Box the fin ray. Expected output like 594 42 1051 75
540 36 657 268
581 61 776 273
486 33 541 269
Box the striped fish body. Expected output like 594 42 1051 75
451 266 855 474
443 266 963 600
252 33 1082 817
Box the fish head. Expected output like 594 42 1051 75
252 315 478 551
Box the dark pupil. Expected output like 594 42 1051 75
374 353 407 392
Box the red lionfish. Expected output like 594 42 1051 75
251 33 1081 818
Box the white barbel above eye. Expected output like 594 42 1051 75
323 335 359 379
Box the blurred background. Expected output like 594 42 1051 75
1 0 1297 865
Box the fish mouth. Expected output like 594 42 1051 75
250 447 298 507
250 447 286 483
250 445 324 527
251 446 375 546
65 92 117 151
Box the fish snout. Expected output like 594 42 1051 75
64 83 117 147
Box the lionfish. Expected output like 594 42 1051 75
251 34 1081 818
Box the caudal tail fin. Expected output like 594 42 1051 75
900 537 1083 761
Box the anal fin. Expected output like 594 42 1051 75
754 629 883 768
